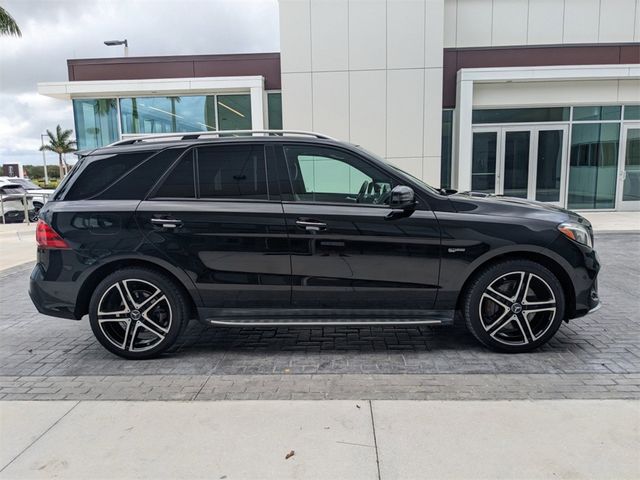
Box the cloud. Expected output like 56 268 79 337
0 0 279 167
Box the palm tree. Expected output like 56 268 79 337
39 125 76 177
0 6 21 37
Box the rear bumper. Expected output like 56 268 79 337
29 263 80 320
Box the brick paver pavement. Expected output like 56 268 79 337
1 233 638 400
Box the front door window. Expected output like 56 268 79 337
503 131 530 199
535 130 564 203
622 128 640 202
471 131 498 193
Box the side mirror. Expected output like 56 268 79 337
388 185 416 211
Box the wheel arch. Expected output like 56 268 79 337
455 249 577 320
74 257 201 320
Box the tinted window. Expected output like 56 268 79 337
197 145 267 200
64 153 150 200
283 145 394 205
154 152 196 198
97 148 185 200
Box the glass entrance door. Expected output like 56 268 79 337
472 125 568 204
617 125 640 210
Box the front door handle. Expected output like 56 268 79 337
151 218 183 229
295 218 327 232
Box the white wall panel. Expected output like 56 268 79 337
473 80 620 107
527 0 564 45
279 0 311 73
281 72 313 130
492 0 528 46
349 0 386 70
423 68 443 158
312 72 350 139
456 0 492 47
617 80 640 102
563 0 600 44
387 0 426 69
423 156 442 186
443 0 457 47
386 157 423 179
387 69 424 158
349 70 386 157
635 0 640 42
599 0 637 43
425 0 444 68
311 0 349 71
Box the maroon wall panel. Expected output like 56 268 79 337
67 53 282 90
442 43 640 108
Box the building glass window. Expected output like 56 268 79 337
216 95 252 131
572 106 621 122
441 110 453 189
568 123 620 209
73 99 119 149
120 96 217 134
267 93 282 130
472 107 569 124
624 105 640 120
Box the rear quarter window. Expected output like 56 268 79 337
63 152 152 200
96 148 185 200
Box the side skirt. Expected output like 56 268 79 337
197 308 455 327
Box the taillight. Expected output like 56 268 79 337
36 219 70 249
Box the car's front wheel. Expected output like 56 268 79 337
463 260 565 353
88 268 188 359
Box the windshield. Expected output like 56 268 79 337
13 179 41 190
354 145 441 195
0 185 27 195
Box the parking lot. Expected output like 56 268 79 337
1 233 639 401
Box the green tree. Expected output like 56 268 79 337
39 125 76 177
0 6 21 37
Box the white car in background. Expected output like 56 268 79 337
0 177 54 221
0 183 37 223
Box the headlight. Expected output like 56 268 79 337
558 222 592 248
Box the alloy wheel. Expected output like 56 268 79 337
478 271 557 346
97 279 172 353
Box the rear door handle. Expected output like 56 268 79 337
295 218 327 232
151 218 183 229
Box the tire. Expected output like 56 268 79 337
88 268 188 359
462 259 565 353
30 202 43 222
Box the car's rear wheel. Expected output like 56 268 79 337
89 268 187 359
463 260 565 353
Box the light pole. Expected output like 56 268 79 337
104 39 128 57
40 133 49 185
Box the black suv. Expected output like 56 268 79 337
29 131 600 359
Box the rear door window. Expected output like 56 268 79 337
197 145 268 200
153 151 196 199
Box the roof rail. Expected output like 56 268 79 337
107 130 337 147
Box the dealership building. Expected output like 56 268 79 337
39 0 640 210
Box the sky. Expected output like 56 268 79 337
0 0 280 167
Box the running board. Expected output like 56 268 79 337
198 308 455 327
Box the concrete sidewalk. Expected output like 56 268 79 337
0 224 35 272
1 400 638 479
